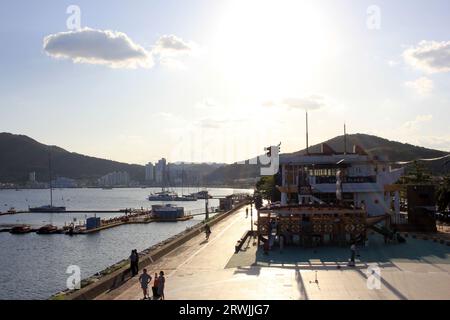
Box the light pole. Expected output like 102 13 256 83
250 199 254 233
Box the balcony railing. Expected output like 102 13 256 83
314 176 376 184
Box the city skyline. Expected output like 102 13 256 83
1 0 450 165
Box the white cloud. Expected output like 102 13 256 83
402 114 433 130
43 28 153 69
403 40 450 73
262 96 326 111
153 35 194 56
43 29 197 70
404 77 434 95
282 96 325 110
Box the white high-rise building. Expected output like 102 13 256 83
29 172 36 182
145 162 155 181
155 158 167 184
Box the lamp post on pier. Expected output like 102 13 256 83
250 197 254 234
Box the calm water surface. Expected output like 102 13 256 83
0 187 251 300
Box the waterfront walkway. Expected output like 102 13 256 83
97 205 450 300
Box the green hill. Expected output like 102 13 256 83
0 132 145 183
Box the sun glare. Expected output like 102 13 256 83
212 0 337 99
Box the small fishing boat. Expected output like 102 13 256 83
36 224 59 234
10 225 32 234
7 207 17 214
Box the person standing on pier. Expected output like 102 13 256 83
348 242 356 267
152 272 159 299
135 249 140 275
130 250 138 277
138 269 152 300
157 271 165 300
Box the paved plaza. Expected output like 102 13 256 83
97 206 450 300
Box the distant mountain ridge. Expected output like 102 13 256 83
0 132 145 183
1 132 448 184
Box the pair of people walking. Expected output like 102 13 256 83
139 269 165 300
130 249 139 276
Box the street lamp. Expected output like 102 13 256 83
250 199 254 233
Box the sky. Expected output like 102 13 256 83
0 0 449 165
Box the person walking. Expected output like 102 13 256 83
138 269 152 300
152 272 159 299
348 242 356 267
129 250 137 277
246 207 249 218
205 224 211 241
157 271 165 300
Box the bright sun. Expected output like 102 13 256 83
212 0 337 100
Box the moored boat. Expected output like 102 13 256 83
29 205 66 213
10 225 32 234
189 190 211 199
148 190 177 201
36 224 59 234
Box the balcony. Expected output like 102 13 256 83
314 176 376 184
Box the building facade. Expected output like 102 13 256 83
145 162 155 181
155 158 167 184
278 143 404 216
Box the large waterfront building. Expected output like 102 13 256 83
277 143 404 216
145 162 155 181
98 171 130 187
155 158 167 184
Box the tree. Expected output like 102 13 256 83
255 175 281 203
400 161 432 184
436 175 450 212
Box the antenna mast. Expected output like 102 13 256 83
48 147 53 207
306 111 309 155
344 123 347 155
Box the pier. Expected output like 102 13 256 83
53 201 450 300
0 206 222 235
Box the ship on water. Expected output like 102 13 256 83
148 189 178 201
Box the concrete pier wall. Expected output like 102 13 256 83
60 201 249 300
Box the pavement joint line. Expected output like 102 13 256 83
168 209 245 277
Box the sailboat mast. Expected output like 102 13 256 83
48 148 53 207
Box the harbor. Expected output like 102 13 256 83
0 187 252 300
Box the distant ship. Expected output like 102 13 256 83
148 189 197 202
29 148 66 213
148 190 177 201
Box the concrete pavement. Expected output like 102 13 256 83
97 205 450 300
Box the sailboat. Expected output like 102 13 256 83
29 148 66 213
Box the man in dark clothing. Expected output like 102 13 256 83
134 249 140 275
130 250 138 276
